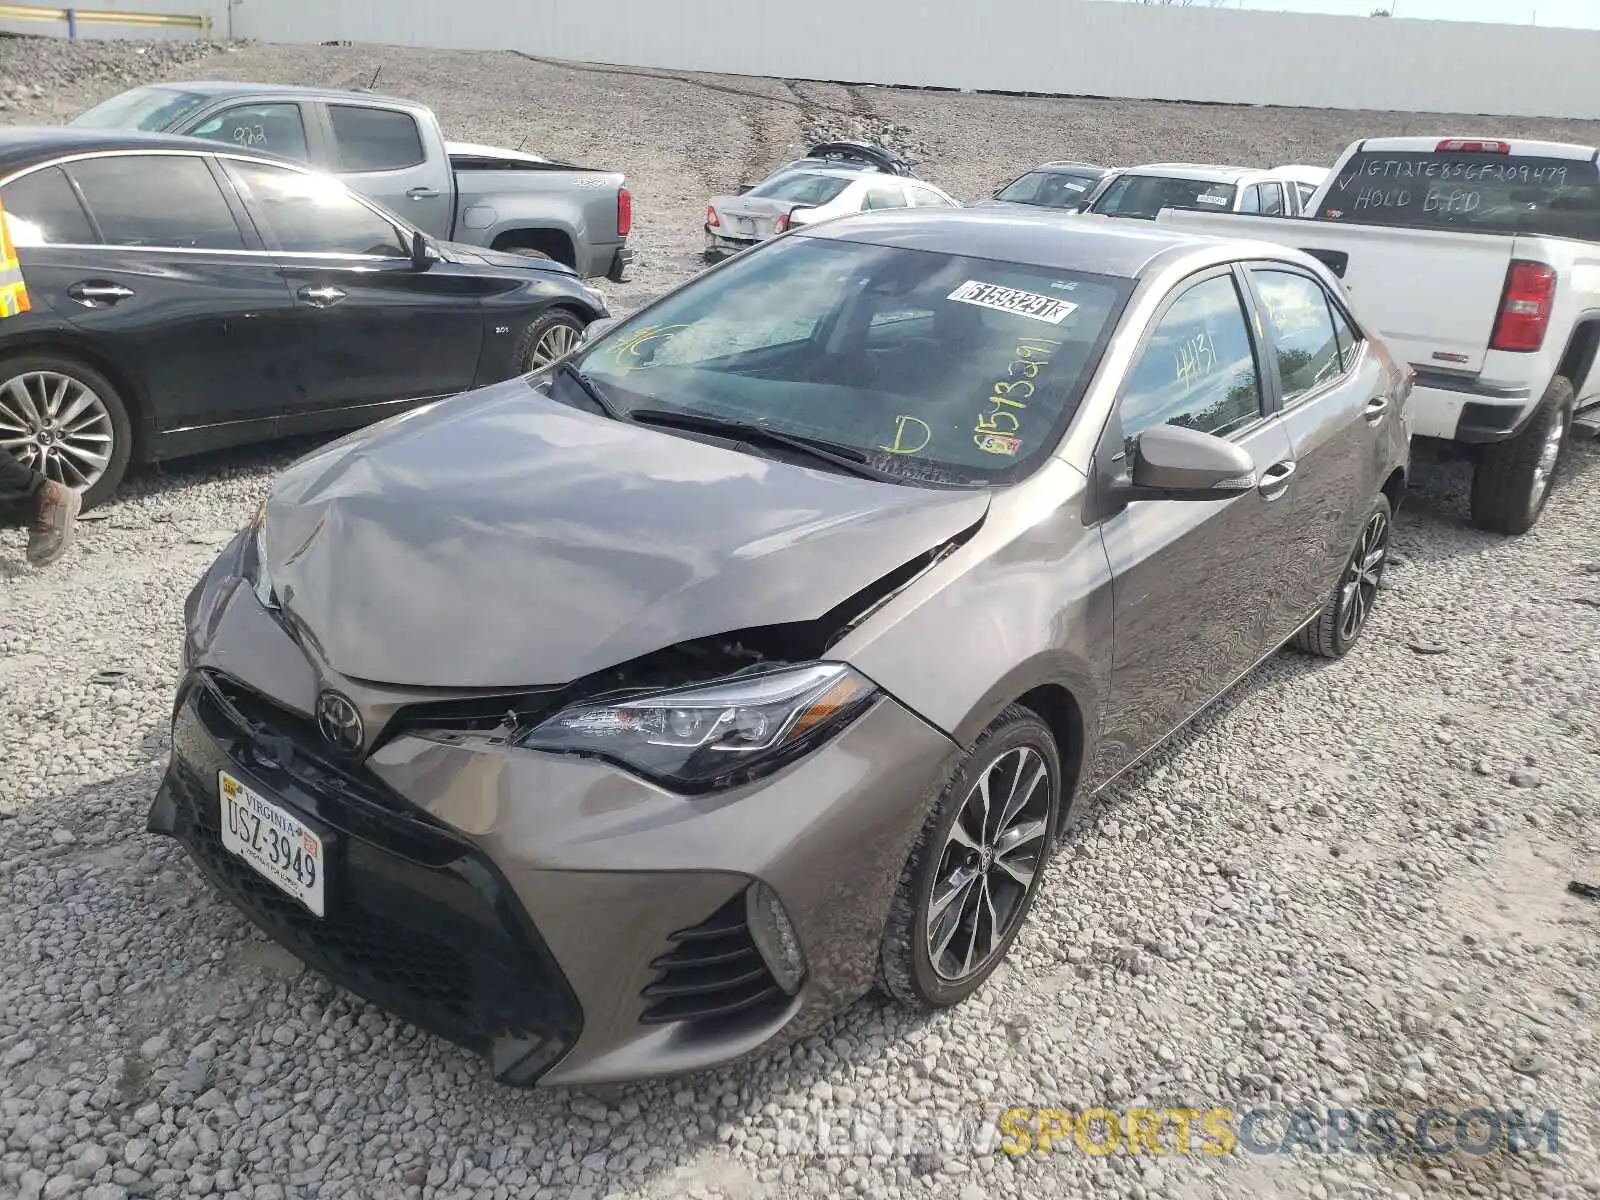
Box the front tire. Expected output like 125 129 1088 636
1294 493 1393 660
514 308 588 374
0 353 132 510
878 706 1061 1009
1469 375 1573 536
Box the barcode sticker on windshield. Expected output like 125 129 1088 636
947 281 1079 325
1197 194 1229 206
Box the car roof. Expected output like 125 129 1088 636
1028 161 1111 174
0 125 302 174
798 207 1234 278
1124 162 1256 183
765 166 873 183
120 80 422 106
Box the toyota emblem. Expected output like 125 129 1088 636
316 691 364 754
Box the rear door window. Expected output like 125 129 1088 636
863 183 909 211
907 184 956 208
187 103 310 161
328 105 427 172
1 166 96 247
1319 150 1600 241
1259 183 1285 215
1248 268 1343 402
66 154 246 251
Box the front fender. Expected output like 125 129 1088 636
833 461 1114 773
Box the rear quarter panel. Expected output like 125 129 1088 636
451 169 625 274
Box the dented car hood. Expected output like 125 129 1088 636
258 379 990 688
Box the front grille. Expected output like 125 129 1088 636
639 893 786 1026
155 673 583 1084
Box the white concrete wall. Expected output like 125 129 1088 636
9 0 1600 120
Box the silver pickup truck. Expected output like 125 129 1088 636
70 82 634 282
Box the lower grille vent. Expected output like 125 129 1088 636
639 893 785 1025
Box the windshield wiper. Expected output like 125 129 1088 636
556 361 625 421
629 408 902 482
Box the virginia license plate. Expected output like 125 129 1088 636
218 771 326 917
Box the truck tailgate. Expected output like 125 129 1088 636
1154 209 1514 376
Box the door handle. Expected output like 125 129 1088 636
405 186 442 199
1363 395 1390 423
297 285 347 308
67 281 135 308
1258 459 1296 500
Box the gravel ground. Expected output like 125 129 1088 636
3 35 1600 1200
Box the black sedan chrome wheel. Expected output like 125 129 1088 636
515 309 589 374
0 354 132 508
879 705 1062 1008
0 370 114 491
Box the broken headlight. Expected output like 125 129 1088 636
520 663 876 790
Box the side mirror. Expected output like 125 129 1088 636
580 316 621 344
1119 423 1257 501
409 230 432 270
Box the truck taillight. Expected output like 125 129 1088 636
705 205 720 228
1491 260 1556 353
775 213 790 233
1436 138 1509 154
617 187 632 237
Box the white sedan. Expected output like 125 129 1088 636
704 169 961 258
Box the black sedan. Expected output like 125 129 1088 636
0 128 608 505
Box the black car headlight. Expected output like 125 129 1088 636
519 663 876 791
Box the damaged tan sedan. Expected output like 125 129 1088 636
152 207 1410 1086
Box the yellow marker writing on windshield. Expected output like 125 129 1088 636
878 414 932 455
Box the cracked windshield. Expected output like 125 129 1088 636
574 236 1130 483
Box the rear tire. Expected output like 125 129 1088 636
0 352 132 511
878 706 1061 1009
1294 493 1393 660
1469 375 1573 536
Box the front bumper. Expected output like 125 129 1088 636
154 571 960 1087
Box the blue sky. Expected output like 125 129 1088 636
1190 0 1599 29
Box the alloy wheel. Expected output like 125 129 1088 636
528 322 580 369
925 746 1052 982
0 370 114 491
1527 409 1567 516
1337 509 1390 642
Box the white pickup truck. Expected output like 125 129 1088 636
1156 136 1600 535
